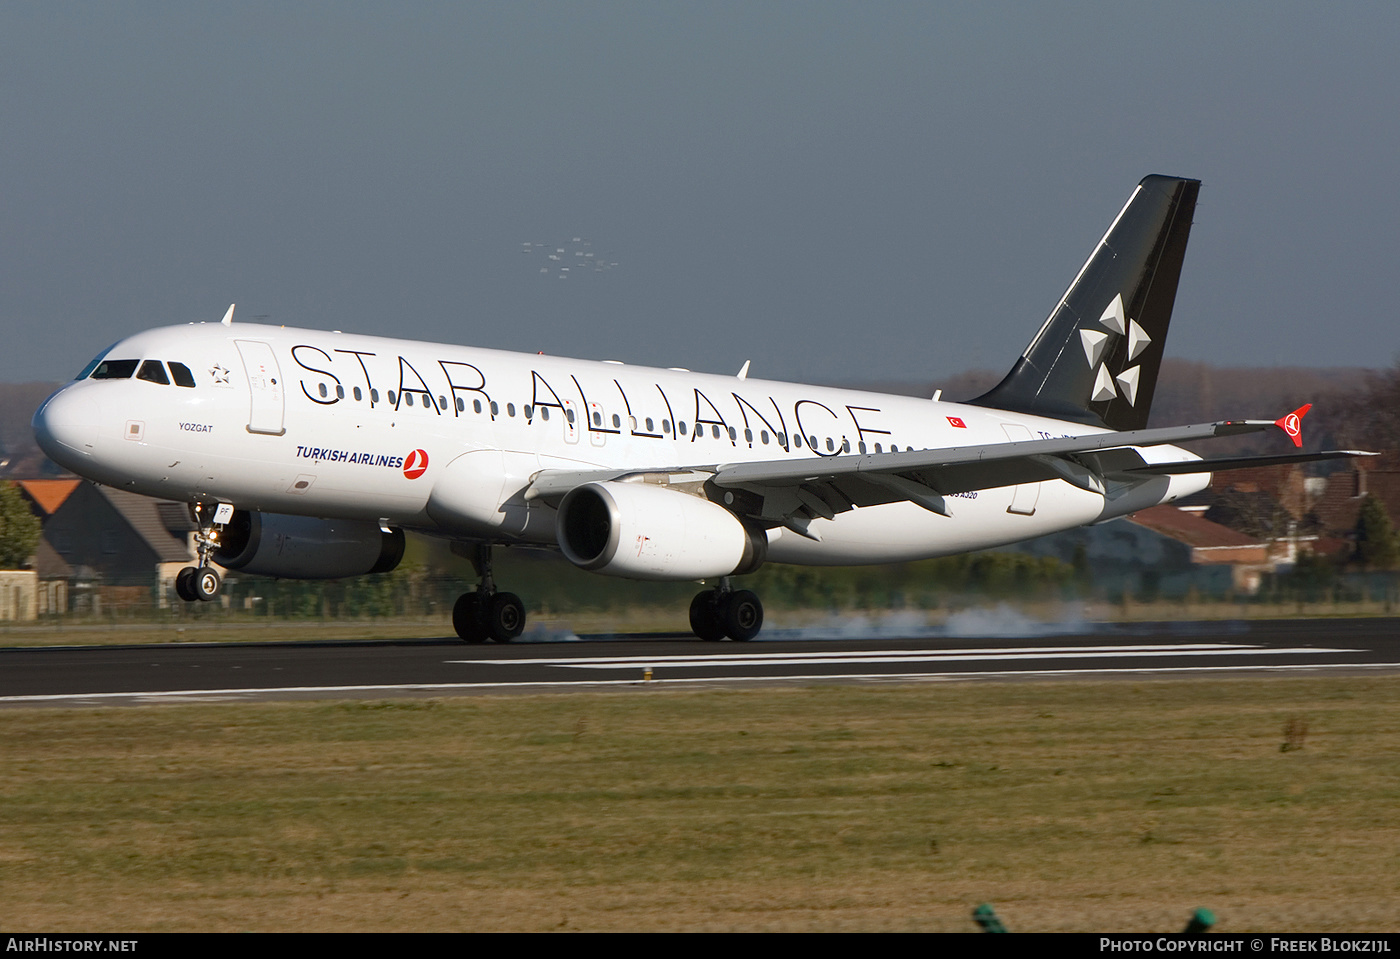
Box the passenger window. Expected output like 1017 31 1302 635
91 359 139 380
507 404 516 417
318 383 328 398
473 399 482 413
354 387 363 401
541 407 550 421
405 393 414 407
645 417 653 431
387 391 397 405
371 389 380 403
168 362 197 387
337 386 345 399
137 360 169 385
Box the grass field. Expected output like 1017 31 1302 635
2 676 1398 932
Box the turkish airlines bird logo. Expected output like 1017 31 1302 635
1273 404 1311 448
403 449 429 479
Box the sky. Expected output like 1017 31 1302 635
4 2 1399 386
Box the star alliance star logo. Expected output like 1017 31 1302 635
209 363 231 386
1079 293 1149 406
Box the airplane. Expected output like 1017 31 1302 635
31 175 1368 643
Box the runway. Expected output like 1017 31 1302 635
2 617 1399 708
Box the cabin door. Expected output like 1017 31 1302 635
235 340 286 436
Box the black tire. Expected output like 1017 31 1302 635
721 589 763 641
689 591 725 641
193 566 222 603
453 593 486 643
175 566 198 603
486 592 526 643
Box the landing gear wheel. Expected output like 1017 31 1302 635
721 589 763 642
175 566 198 603
192 567 222 603
486 592 525 643
453 593 487 644
689 591 725 641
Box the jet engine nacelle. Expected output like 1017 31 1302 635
556 481 766 581
214 510 406 579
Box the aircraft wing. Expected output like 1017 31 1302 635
526 415 1368 538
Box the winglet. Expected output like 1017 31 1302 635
1274 403 1312 448
221 303 235 327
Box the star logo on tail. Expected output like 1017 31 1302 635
1079 293 1150 405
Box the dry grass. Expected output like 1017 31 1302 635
1 678 1398 932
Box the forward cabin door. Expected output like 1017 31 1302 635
235 340 286 436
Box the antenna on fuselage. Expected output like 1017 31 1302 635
737 360 750 380
221 304 235 327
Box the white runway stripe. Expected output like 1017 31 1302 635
2 659 1397 706
450 643 1358 670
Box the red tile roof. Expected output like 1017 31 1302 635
12 479 81 516
1128 505 1266 550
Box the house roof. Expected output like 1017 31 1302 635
94 486 195 564
33 536 73 580
13 478 81 516
1128 504 1265 550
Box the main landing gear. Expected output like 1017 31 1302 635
689 578 764 642
175 502 227 603
453 544 526 644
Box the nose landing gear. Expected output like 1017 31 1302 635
452 544 525 644
174 502 229 603
689 579 763 642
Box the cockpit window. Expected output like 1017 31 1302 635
136 360 170 385
76 342 120 380
168 362 196 387
90 359 140 380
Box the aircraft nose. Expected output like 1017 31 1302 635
33 387 99 466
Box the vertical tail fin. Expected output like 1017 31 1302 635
970 175 1200 431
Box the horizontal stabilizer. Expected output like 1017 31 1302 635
1121 450 1375 476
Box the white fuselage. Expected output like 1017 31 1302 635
34 322 1208 569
